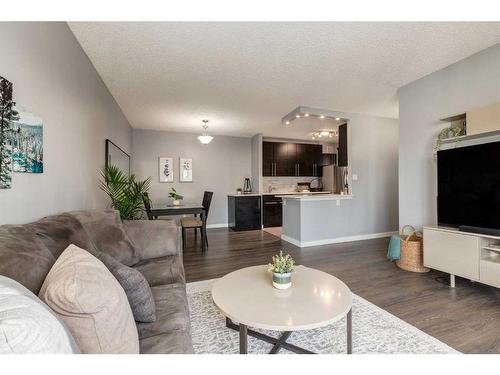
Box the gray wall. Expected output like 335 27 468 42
398 43 500 228
347 113 399 235
132 129 252 226
0 22 132 225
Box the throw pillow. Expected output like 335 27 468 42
0 275 79 354
38 244 139 354
98 252 156 323
68 209 139 266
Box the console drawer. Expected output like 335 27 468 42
480 257 500 288
423 229 480 280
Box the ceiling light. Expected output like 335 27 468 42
312 130 338 140
304 113 309 117
335 117 340 121
320 115 325 119
285 121 290 125
197 120 213 144
296 114 301 118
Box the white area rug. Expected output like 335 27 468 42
187 279 459 354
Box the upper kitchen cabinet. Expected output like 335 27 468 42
262 141 326 177
337 124 348 167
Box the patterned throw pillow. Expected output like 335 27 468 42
0 275 79 354
39 244 139 354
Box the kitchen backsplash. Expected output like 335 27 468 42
263 176 322 193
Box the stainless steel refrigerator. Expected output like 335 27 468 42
322 164 349 194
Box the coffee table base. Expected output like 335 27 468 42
227 308 352 354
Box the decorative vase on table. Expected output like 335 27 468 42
172 199 182 206
268 250 295 290
272 272 292 289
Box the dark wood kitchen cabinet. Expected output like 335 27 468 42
263 195 283 228
338 124 348 167
262 141 325 177
228 195 262 231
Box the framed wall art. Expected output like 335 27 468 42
179 157 193 182
11 110 44 173
159 157 174 182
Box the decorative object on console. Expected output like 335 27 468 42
11 110 43 173
396 225 429 273
168 187 184 206
158 156 173 182
434 125 465 151
100 164 152 220
180 157 193 182
0 75 19 189
268 250 295 289
197 119 213 144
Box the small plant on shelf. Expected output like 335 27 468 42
434 126 465 151
168 187 184 205
268 251 295 289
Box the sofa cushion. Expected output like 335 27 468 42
68 210 139 266
136 283 190 339
133 255 186 287
98 253 156 323
38 244 139 354
139 329 194 354
28 213 98 259
0 275 78 354
0 225 56 294
123 220 180 261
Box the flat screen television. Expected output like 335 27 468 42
437 140 500 234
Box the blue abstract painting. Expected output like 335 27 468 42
11 110 43 173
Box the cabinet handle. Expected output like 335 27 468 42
274 163 276 176
298 164 300 176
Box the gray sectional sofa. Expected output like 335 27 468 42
0 209 193 354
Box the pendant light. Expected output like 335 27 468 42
197 119 213 144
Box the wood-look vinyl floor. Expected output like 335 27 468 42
182 228 500 354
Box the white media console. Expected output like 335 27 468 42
423 226 500 288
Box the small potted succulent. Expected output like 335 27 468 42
268 251 295 290
168 187 184 206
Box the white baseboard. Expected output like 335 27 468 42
206 223 229 229
281 231 397 248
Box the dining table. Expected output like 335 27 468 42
149 203 207 252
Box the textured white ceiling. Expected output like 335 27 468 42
69 22 500 139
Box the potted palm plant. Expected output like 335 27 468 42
268 251 295 289
168 187 183 206
99 165 151 220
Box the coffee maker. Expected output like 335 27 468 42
243 178 252 194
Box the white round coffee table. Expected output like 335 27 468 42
212 265 353 354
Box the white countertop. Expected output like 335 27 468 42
227 193 262 197
227 191 331 197
278 194 353 201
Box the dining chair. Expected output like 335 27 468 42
181 191 213 251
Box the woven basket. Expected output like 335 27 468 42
396 225 430 273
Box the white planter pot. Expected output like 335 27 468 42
172 199 182 206
272 272 292 290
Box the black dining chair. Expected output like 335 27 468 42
142 192 155 220
180 191 213 251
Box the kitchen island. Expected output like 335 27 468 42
278 194 355 247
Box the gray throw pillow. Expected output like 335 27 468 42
98 253 156 323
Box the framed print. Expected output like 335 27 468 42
159 157 174 182
179 157 193 182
